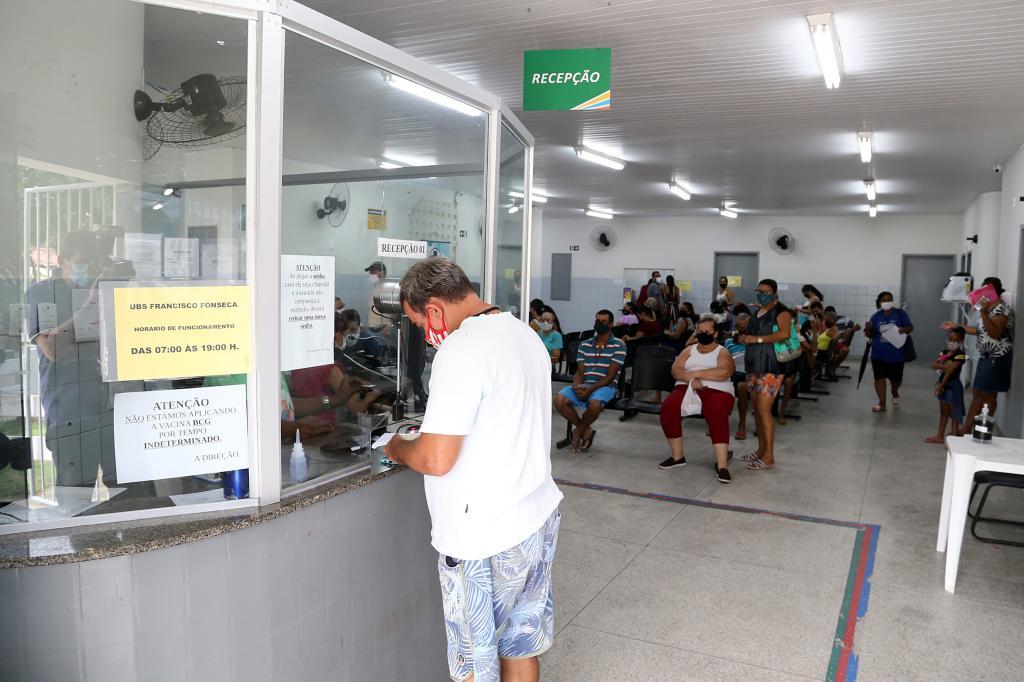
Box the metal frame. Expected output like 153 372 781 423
4 0 535 534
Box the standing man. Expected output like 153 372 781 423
384 258 562 682
364 260 392 333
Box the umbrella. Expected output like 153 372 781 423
857 342 872 389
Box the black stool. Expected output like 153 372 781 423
968 471 1024 547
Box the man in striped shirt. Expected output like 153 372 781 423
554 309 627 452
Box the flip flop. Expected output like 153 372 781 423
746 458 775 470
735 430 747 441
582 430 597 451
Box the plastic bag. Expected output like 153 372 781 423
680 386 703 416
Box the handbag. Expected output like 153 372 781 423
773 322 802 363
680 385 703 416
903 334 917 363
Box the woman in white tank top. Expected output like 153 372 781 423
657 318 737 483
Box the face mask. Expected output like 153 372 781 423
756 292 775 305
654 277 662 284
947 341 962 351
345 333 360 347
538 321 553 332
880 301 895 311
713 313 725 323
594 321 610 335
720 282 728 289
368 273 380 284
425 309 449 349
695 331 715 345
68 262 91 287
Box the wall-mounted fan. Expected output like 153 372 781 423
133 73 246 160
769 227 795 255
589 225 619 252
316 183 351 227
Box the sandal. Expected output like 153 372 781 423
582 430 597 451
735 430 747 441
746 458 775 470
740 452 761 463
777 416 787 426
871 404 886 413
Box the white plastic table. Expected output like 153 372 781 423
936 435 1024 593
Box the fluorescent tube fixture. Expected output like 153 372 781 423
152 202 164 211
858 132 873 163
864 179 877 201
669 182 692 200
162 187 174 196
806 13 844 89
868 205 878 218
509 204 521 214
384 74 482 117
509 190 548 204
585 207 614 219
574 146 625 171
719 208 738 219
378 159 403 169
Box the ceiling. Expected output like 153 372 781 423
298 0 1024 218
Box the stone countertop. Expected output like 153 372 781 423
0 465 406 569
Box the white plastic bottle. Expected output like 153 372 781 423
290 428 308 481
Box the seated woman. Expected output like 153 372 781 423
622 307 663 341
536 306 564 365
618 302 640 326
656 318 736 483
288 363 380 425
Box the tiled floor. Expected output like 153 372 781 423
541 363 1024 681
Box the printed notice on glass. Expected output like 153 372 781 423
377 237 427 259
111 285 252 381
281 254 334 371
113 384 249 483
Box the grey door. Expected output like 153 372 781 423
1005 228 1024 437
714 252 759 308
901 254 956 363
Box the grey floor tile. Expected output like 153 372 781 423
557 484 684 544
551 528 644 633
651 504 859 578
542 624 814 682
855 584 1024 681
573 546 845 678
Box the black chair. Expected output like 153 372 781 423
968 471 1024 547
611 324 629 338
551 331 582 384
615 345 677 419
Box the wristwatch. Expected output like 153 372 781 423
322 395 332 409
758 337 764 344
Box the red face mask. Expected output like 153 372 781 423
425 308 449 349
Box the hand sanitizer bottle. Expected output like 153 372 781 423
290 428 308 482
972 404 994 444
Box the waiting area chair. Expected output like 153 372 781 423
968 471 1024 547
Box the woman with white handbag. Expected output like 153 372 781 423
657 318 736 483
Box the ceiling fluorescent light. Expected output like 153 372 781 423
509 204 521 214
719 208 738 219
864 179 877 201
509 190 548 204
806 13 844 89
378 158 403 169
669 182 692 200
574 146 625 171
585 207 614 219
384 74 482 117
152 202 164 211
868 205 878 218
162 187 174 196
858 132 873 163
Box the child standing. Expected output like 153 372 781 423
925 327 967 443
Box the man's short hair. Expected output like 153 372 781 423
336 308 360 333
735 312 751 323
400 257 475 314
758 278 779 294
595 309 614 324
58 230 100 262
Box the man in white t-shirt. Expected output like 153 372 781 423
384 258 563 682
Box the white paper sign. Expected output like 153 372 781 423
124 233 164 280
37 303 58 333
70 289 100 342
280 254 335 371
113 384 249 484
201 239 241 280
377 237 428 259
163 238 200 279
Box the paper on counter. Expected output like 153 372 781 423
169 488 228 506
371 431 419 450
881 324 907 349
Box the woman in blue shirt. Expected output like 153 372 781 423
864 291 914 412
536 308 564 365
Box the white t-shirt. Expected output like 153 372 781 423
419 311 563 560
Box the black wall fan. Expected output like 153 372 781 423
133 73 246 159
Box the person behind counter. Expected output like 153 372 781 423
384 258 562 682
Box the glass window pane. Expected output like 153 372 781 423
279 31 487 492
496 126 527 316
0 1 253 528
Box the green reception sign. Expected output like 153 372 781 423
523 48 611 111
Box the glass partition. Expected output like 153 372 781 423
277 30 488 492
0 1 255 528
496 126 527 315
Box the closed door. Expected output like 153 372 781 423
714 252 759 307
901 254 956 362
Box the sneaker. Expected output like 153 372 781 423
892 396 901 406
716 467 732 484
658 456 687 469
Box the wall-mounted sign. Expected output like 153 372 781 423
367 208 387 231
727 275 743 288
113 384 249 483
377 237 428 259
281 254 334 372
523 48 611 111
109 285 252 381
569 245 580 251
679 280 693 293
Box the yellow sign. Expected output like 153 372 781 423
368 208 387 231
113 286 252 381
727 275 742 288
679 280 692 292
